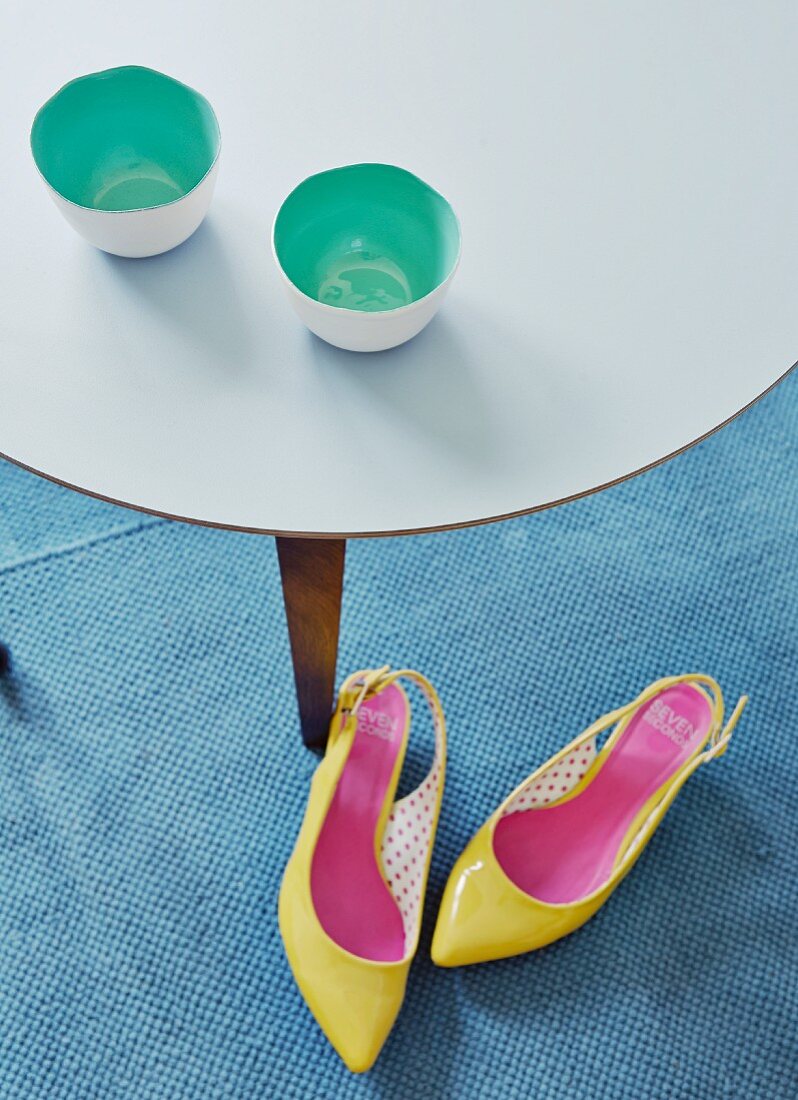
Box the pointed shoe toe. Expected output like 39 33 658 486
279 871 406 1071
430 838 495 967
431 829 566 966
322 989 402 1074
299 953 405 1073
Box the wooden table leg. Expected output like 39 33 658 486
276 537 346 749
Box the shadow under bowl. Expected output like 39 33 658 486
272 163 461 352
30 65 221 258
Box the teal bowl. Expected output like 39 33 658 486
31 65 221 257
272 163 461 352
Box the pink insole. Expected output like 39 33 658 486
311 685 409 962
493 684 713 904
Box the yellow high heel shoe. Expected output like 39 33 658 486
279 666 446 1072
432 673 747 967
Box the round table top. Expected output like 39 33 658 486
2 2 796 538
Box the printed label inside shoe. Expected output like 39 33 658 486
642 698 699 746
357 707 399 742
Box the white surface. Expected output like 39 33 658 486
1 1 796 536
44 160 219 258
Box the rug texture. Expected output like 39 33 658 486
1 371 797 1099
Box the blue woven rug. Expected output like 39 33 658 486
1 372 797 1099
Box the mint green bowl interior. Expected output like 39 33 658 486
30 66 220 212
273 164 461 313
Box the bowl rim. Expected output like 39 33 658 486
30 64 222 215
271 162 462 319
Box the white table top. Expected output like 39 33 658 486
2 1 796 537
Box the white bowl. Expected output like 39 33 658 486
272 163 461 353
31 66 221 259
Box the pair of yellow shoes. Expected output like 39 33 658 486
279 667 747 1072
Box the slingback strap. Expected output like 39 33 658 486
618 688 749 869
338 665 393 719
703 693 749 761
660 686 748 794
336 666 447 755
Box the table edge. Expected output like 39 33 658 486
2 357 795 540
